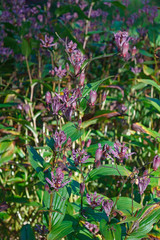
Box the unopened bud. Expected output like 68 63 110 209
72 101 76 109
49 69 54 76
86 139 91 148
78 119 82 127
132 46 137 56
66 137 72 147
95 143 103 161
63 155 67 162
24 104 30 114
66 63 70 71
102 91 107 102
122 42 129 58
153 155 160 171
75 65 80 75
90 90 97 106
45 91 52 104
79 72 85 86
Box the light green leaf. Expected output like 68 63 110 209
86 164 131 182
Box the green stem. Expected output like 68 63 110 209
49 192 54 232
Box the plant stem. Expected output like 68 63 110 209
83 2 94 50
49 192 54 232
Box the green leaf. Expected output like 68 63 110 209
139 49 153 57
21 38 31 57
127 204 160 239
143 97 160 112
20 224 35 240
62 122 84 142
27 146 46 183
137 79 160 92
100 219 114 240
46 136 55 150
86 164 131 182
143 65 154 76
47 221 74 240
113 197 141 213
80 76 112 111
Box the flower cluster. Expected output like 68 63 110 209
102 200 114 217
107 141 135 163
45 167 71 191
72 149 89 166
40 35 56 48
45 88 81 120
84 222 99 235
86 192 104 209
138 170 150 195
53 130 67 149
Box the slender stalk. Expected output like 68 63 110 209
83 2 94 50
49 192 54 231
131 183 134 216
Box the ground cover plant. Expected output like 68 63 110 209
0 0 160 239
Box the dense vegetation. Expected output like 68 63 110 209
0 0 160 239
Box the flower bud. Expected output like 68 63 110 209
132 46 137 56
80 183 85 194
79 72 85 86
45 91 51 104
153 155 160 171
49 69 54 76
102 91 107 102
63 155 67 162
72 101 76 109
78 119 82 127
86 139 91 148
122 42 129 58
66 63 70 71
66 137 72 147
95 143 103 161
90 90 97 106
75 65 80 75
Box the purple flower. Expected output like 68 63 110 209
45 91 52 104
102 199 113 217
138 170 150 195
54 66 66 79
72 149 89 166
66 40 77 53
114 31 130 58
153 155 160 171
131 67 141 75
108 141 135 163
86 192 104 209
53 130 67 149
40 35 56 48
84 222 99 235
79 72 85 86
45 167 71 191
90 90 97 106
50 96 63 115
69 50 85 68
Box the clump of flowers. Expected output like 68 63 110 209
72 148 90 166
114 31 130 58
86 192 104 209
138 170 150 195
84 222 99 235
102 199 114 217
53 130 67 149
45 167 71 191
40 35 56 48
107 141 135 163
